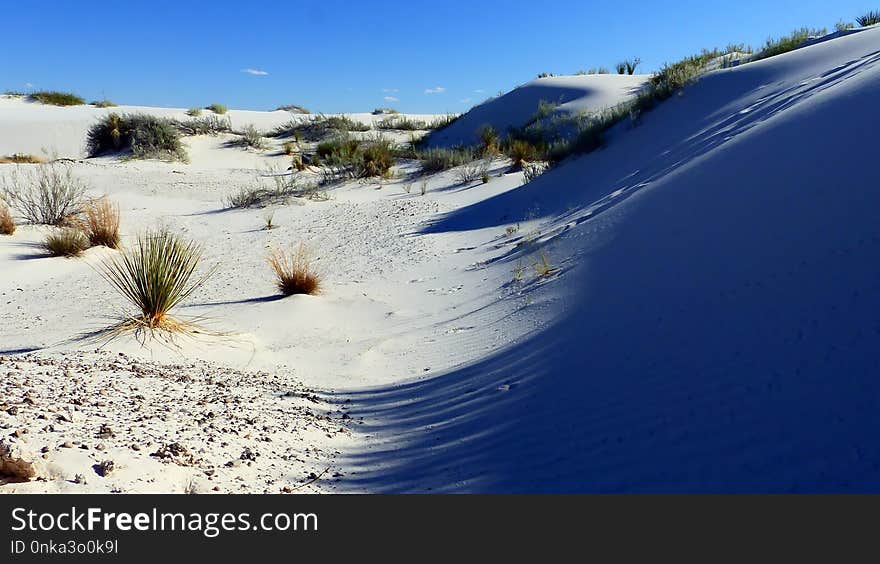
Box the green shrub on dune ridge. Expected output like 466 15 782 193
29 91 85 106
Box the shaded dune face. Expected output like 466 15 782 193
339 27 880 493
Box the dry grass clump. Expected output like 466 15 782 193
43 228 89 257
232 124 268 150
91 100 117 108
268 243 321 296
0 202 15 235
99 229 216 334
276 104 310 114
0 153 46 164
206 103 228 114
84 198 120 248
856 10 880 27
0 161 87 225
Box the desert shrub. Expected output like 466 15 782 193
478 125 499 153
376 116 427 130
0 202 14 235
99 229 216 332
372 107 399 115
503 138 543 168
186 107 202 117
597 67 610 74
615 58 641 75
857 11 880 26
276 104 310 113
271 114 370 140
92 100 117 108
233 124 268 150
416 147 478 173
43 228 89 257
86 113 187 161
268 243 321 296
756 28 826 61
282 141 297 155
29 91 84 106
455 159 490 184
361 137 395 177
315 134 395 180
84 198 120 248
523 162 549 183
428 114 459 131
175 114 231 135
225 169 321 208
0 161 87 225
536 72 555 78
206 103 227 114
835 20 855 31
0 153 45 164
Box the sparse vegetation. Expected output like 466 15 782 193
84 198 120 248
478 125 499 153
857 11 880 26
0 202 14 235
372 107 399 115
523 161 549 183
533 250 558 278
0 161 87 225
276 104 310 113
225 169 322 208
43 228 89 257
206 103 228 114
835 20 855 32
315 134 395 181
263 211 276 230
427 114 459 131
91 100 117 108
233 124 269 150
416 146 478 173
455 159 490 184
0 153 45 164
376 116 428 130
268 243 321 296
99 229 217 334
174 114 231 135
755 27 826 61
29 91 85 106
186 107 202 117
86 113 188 161
616 58 641 75
271 114 371 141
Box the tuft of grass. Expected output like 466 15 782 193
478 125 499 153
416 146 478 173
99 229 216 333
263 211 276 230
29 91 84 106
271 114 370 141
275 104 310 113
43 228 89 257
455 159 490 185
91 100 117 108
268 243 321 296
755 27 826 61
0 153 45 164
372 107 399 115
533 250 558 277
175 114 231 135
427 114 459 131
857 11 880 26
1 161 86 225
0 202 15 235
186 107 202 117
503 138 543 168
835 20 855 32
376 116 428 130
84 198 120 248
87 113 188 161
233 124 268 150
616 58 641 75
206 103 228 114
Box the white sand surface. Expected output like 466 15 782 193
3 25 880 493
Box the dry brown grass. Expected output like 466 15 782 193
84 198 120 248
0 203 14 235
0 154 46 164
43 228 89 257
268 243 321 296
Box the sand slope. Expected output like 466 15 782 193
338 26 880 492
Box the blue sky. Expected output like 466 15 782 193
1 0 872 113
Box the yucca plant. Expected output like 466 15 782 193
84 198 120 248
268 243 321 296
857 11 880 26
43 228 89 257
99 229 216 332
0 202 15 235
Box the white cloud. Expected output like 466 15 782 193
241 68 269 76
474 89 485 93
382 88 399 93
24 82 34 89
424 86 446 94
459 98 472 104
384 96 399 102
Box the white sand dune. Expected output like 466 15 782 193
2 25 879 493
426 74 650 147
